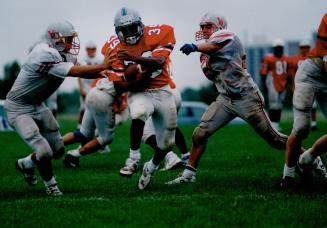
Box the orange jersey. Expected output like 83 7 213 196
101 24 176 89
287 54 308 92
310 13 327 58
113 92 129 113
260 54 288 92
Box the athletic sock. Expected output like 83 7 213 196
283 164 295 178
129 148 141 161
147 159 158 173
22 154 36 168
44 176 57 187
145 135 157 150
299 149 315 165
69 149 81 158
165 151 174 160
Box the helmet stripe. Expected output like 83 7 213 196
122 7 127 16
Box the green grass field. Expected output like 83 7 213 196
1 112 327 227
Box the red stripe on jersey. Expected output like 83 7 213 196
211 33 234 39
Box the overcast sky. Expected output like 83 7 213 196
0 0 325 92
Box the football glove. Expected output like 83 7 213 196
180 43 198 55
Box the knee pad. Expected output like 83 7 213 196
53 147 65 160
130 110 148 122
192 126 209 145
33 138 53 160
292 124 310 140
98 129 115 146
292 109 311 140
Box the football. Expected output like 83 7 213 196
124 64 142 82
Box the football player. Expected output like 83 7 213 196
260 39 288 131
166 13 325 185
288 40 318 130
281 13 327 187
77 41 103 128
102 7 178 189
62 77 117 167
6 21 115 195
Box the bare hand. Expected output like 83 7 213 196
103 48 117 69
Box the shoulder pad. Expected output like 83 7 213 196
101 35 121 55
33 43 63 63
208 29 235 44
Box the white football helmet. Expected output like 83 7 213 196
45 20 80 55
299 39 311 48
114 7 144 45
272 39 285 48
85 40 97 49
195 13 227 41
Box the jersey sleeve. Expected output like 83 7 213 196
37 48 74 78
314 13 327 57
151 25 176 58
208 30 235 45
101 36 126 82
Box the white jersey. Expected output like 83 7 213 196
202 29 257 96
79 55 103 94
6 42 75 105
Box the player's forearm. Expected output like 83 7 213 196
68 65 106 78
196 43 221 54
130 56 166 68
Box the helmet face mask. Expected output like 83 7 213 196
115 21 144 45
195 13 227 41
114 7 144 45
46 21 80 55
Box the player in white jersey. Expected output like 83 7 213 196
62 77 117 168
77 41 103 127
5 21 115 195
167 13 314 185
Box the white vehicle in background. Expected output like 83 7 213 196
0 100 12 131
178 101 245 125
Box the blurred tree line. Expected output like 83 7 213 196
0 61 80 113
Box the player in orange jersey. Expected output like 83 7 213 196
260 39 288 131
288 40 318 130
281 13 327 188
102 7 178 189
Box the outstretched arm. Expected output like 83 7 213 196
68 49 117 78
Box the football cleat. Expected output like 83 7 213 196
313 156 327 180
278 176 297 190
137 162 156 190
98 145 111 154
62 153 80 168
160 152 184 171
119 158 139 177
45 184 63 196
165 173 196 185
15 159 37 186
